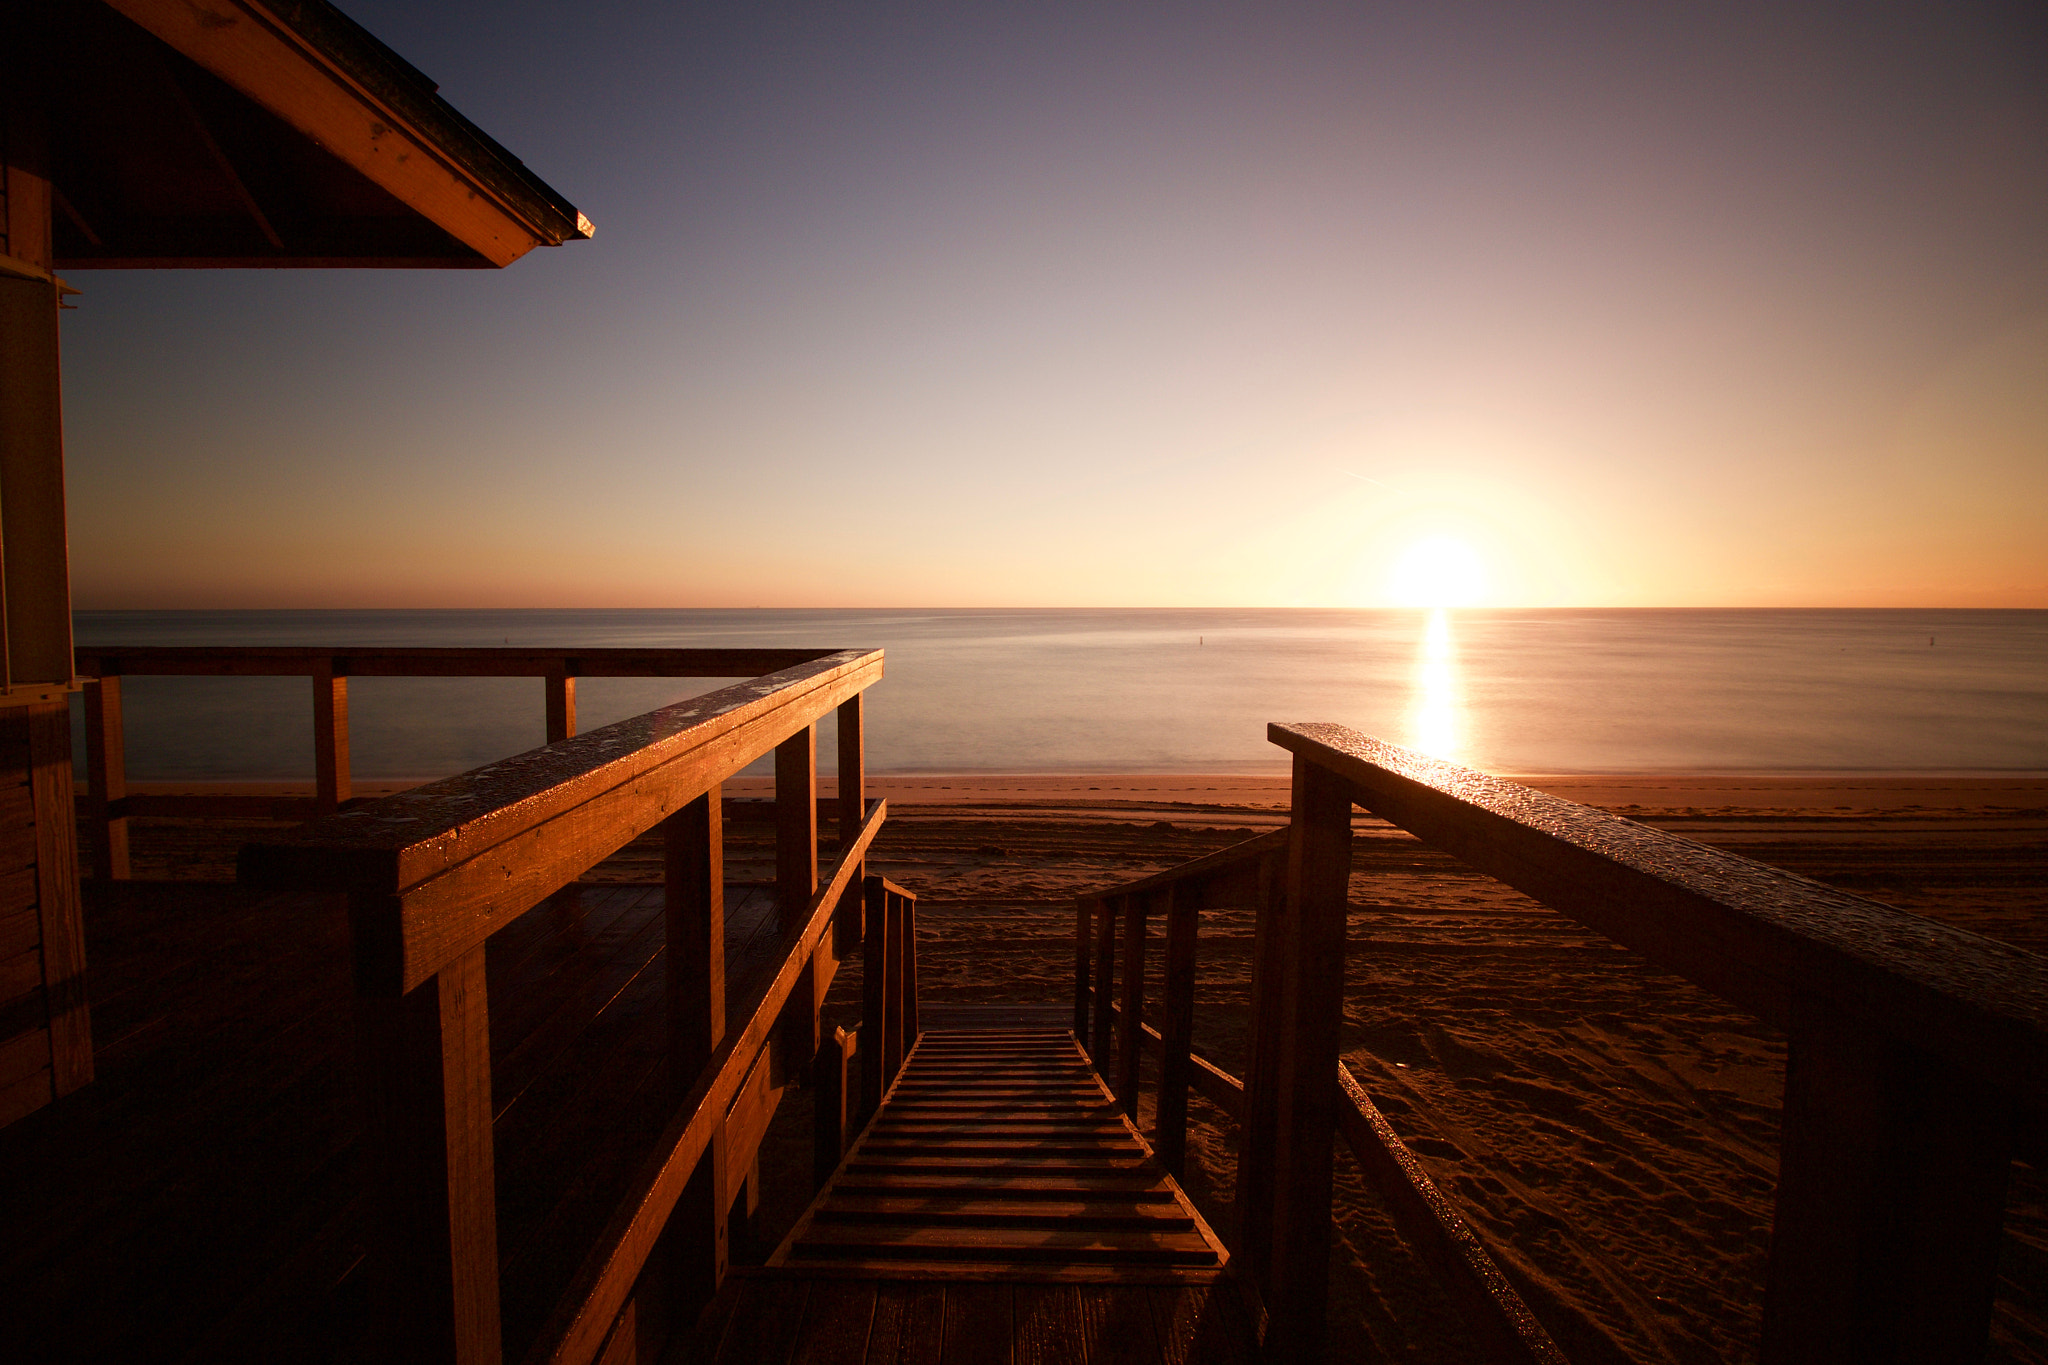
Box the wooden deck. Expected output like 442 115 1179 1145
686 1018 1256 1364
0 875 799 1364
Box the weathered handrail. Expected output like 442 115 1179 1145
1266 721 2046 1365
74 645 842 880
243 650 879 993
1081 720 2048 1364
1077 826 1564 1365
235 647 917 1365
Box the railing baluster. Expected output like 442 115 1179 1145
1155 884 1197 1177
81 674 129 881
1073 895 1097 1041
1117 892 1147 1119
883 890 906 1082
901 889 919 1045
311 658 351 816
1761 1015 2012 1364
663 787 728 1310
353 933 500 1365
544 665 576 744
813 1025 856 1188
861 875 892 1117
1233 851 1288 1282
1089 895 1117 1067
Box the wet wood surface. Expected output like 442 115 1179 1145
682 1022 1255 1365
774 1027 1229 1276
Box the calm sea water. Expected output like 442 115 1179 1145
69 608 2048 781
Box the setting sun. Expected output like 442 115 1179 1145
1388 536 1488 608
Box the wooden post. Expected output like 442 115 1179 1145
353 937 500 1365
836 694 863 848
860 875 891 1119
664 788 728 1309
1155 885 1198 1177
834 697 867 960
1073 896 1096 1041
312 659 351 816
544 667 576 745
81 675 129 881
1256 754 1353 1361
665 789 725 1084
813 1025 856 1188
776 726 820 1065
1760 1013 2012 1364
1117 892 1147 1119
1090 895 1118 1067
776 726 818 925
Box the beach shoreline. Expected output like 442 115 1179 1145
102 770 2048 809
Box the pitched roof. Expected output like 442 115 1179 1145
46 0 593 268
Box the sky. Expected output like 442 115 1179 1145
59 0 2048 609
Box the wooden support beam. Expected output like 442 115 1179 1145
353 939 500 1365
545 669 577 745
1335 1064 1568 1365
1155 886 1198 1178
82 676 130 882
1258 754 1352 1359
1090 895 1117 1068
835 694 863 849
1116 893 1147 1119
1761 1014 2012 1364
776 727 820 1066
312 661 351 815
775 726 818 927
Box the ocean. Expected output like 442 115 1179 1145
70 608 2048 782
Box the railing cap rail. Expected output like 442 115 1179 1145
74 644 846 678
239 649 881 895
1271 721 2048 1105
1084 827 1288 905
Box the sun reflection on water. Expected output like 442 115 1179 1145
1406 608 1464 759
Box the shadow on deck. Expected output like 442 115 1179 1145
0 875 797 1364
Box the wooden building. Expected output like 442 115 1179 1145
0 0 590 1129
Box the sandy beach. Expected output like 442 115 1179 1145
103 772 2048 1362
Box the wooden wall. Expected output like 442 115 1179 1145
0 701 91 1127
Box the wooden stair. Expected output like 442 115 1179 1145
774 1026 1229 1275
682 1024 1254 1364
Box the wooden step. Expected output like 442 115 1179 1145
771 1028 1229 1279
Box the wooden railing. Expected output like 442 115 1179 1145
235 647 921 1365
1080 721 2048 1364
73 645 843 881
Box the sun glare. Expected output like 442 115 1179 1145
1389 536 1487 608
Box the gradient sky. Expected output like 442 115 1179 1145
59 0 2048 609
